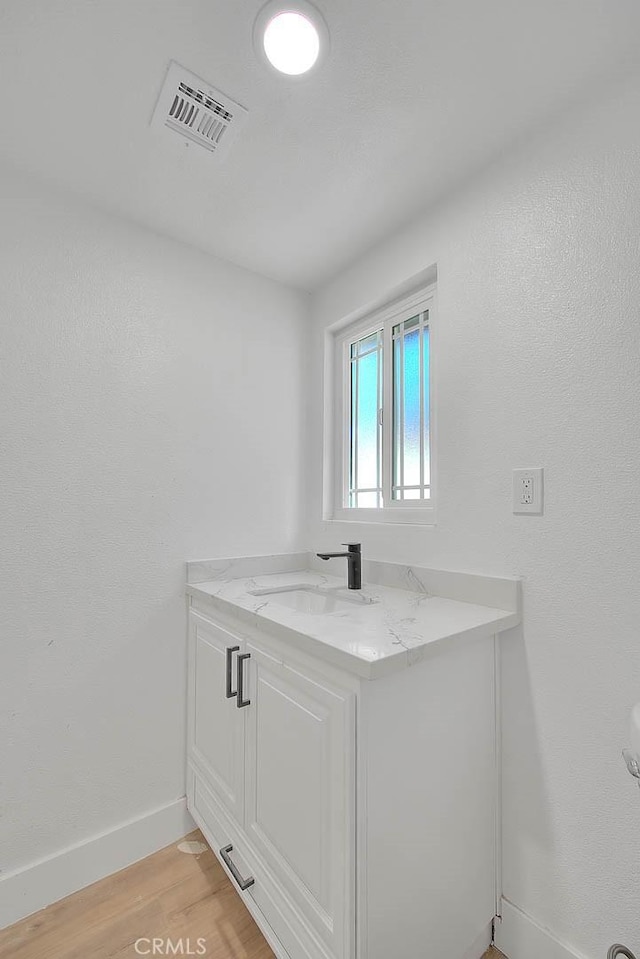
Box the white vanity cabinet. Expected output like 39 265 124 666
187 594 499 959
187 604 356 959
189 613 246 824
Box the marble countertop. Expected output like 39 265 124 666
186 560 520 680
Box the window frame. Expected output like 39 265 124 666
331 283 437 526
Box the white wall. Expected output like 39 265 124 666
0 164 308 882
307 69 640 957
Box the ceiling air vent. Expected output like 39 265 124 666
151 61 248 158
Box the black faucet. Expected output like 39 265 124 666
316 543 362 590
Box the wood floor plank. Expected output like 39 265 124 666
0 830 274 959
0 830 505 959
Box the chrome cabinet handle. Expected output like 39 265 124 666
237 652 251 708
219 844 255 890
225 646 240 699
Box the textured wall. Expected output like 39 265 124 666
308 70 640 956
0 166 308 875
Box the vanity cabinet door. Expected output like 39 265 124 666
243 640 355 959
188 611 245 825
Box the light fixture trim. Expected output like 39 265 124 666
253 0 330 78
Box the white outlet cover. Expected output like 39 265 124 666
513 468 544 514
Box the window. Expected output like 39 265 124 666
331 285 435 524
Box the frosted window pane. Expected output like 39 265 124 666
354 331 379 356
350 361 357 492
346 306 430 511
356 350 378 489
349 328 382 507
393 337 402 496
402 327 420 487
423 325 430 487
392 311 430 502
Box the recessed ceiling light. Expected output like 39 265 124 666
254 1 329 78
264 12 319 74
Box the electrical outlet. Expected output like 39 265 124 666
513 468 543 514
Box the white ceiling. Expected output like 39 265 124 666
1 0 639 290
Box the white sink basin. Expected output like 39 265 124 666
249 585 377 616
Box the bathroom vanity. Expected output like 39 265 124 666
185 554 520 959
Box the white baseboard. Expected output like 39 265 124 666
495 898 590 959
0 797 195 931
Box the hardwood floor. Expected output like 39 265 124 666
0 830 273 959
0 830 504 959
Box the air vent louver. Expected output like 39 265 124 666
151 62 247 158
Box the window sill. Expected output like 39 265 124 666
329 507 436 527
